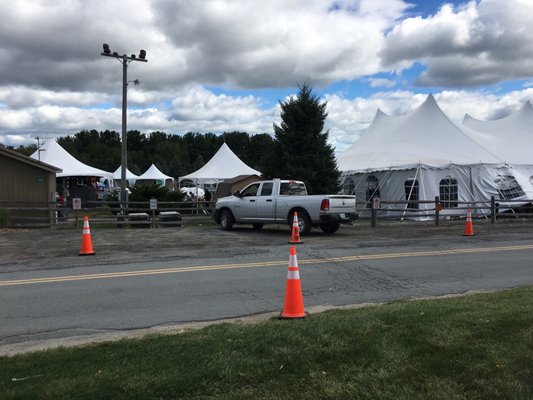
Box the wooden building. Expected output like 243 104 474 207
0 147 61 226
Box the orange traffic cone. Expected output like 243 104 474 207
280 246 307 319
288 212 303 244
79 215 95 256
463 209 474 236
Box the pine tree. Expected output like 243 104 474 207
271 82 340 194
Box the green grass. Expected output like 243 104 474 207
1 288 532 400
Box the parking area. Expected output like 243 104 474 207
1 218 532 270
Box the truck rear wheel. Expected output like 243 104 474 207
289 210 312 235
219 209 234 231
320 222 340 234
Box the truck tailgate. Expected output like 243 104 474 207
327 196 357 213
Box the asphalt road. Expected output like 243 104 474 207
1 218 532 355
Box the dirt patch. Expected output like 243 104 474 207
1 218 531 269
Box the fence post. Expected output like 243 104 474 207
490 196 496 224
371 200 377 228
434 196 441 226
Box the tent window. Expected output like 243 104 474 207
495 175 525 200
404 178 419 209
342 176 355 195
439 178 458 208
366 175 380 208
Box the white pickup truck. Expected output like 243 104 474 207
213 179 358 234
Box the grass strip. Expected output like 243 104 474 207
1 287 532 400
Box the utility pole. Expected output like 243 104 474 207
100 44 147 209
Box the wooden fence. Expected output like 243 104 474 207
0 199 216 229
366 196 533 227
0 196 532 229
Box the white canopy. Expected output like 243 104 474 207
180 142 261 181
337 94 503 173
30 140 112 178
136 164 175 187
462 101 533 165
113 166 140 181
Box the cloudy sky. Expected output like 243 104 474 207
1 0 532 154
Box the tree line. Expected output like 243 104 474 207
10 83 340 194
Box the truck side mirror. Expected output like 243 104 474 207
233 190 241 197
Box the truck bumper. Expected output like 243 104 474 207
320 213 359 224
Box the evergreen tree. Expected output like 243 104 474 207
271 82 340 194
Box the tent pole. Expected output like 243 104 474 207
420 167 430 219
401 164 421 221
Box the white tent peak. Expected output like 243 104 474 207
373 108 391 121
180 142 261 180
137 164 173 180
113 166 139 180
462 100 533 165
30 139 111 178
463 100 533 125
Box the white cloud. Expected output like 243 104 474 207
381 0 533 86
0 86 108 109
367 78 397 88
0 85 279 146
149 0 409 88
1 0 533 152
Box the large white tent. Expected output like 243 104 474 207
30 139 111 178
337 94 533 218
179 143 261 187
136 164 175 188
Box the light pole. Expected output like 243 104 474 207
100 43 147 209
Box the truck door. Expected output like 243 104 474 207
235 182 260 220
256 182 275 221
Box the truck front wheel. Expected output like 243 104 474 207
219 209 235 231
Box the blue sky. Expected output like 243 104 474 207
0 0 532 154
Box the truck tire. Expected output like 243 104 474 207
252 223 264 230
320 222 340 234
289 210 312 235
219 209 234 231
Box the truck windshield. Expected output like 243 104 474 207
279 182 307 196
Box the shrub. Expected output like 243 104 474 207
0 208 9 228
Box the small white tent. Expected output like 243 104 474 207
136 164 175 189
30 140 112 178
112 166 139 186
338 94 532 219
179 143 261 187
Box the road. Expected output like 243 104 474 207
1 219 532 355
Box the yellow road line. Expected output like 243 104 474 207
1 244 532 287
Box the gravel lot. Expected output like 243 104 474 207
1 217 532 270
